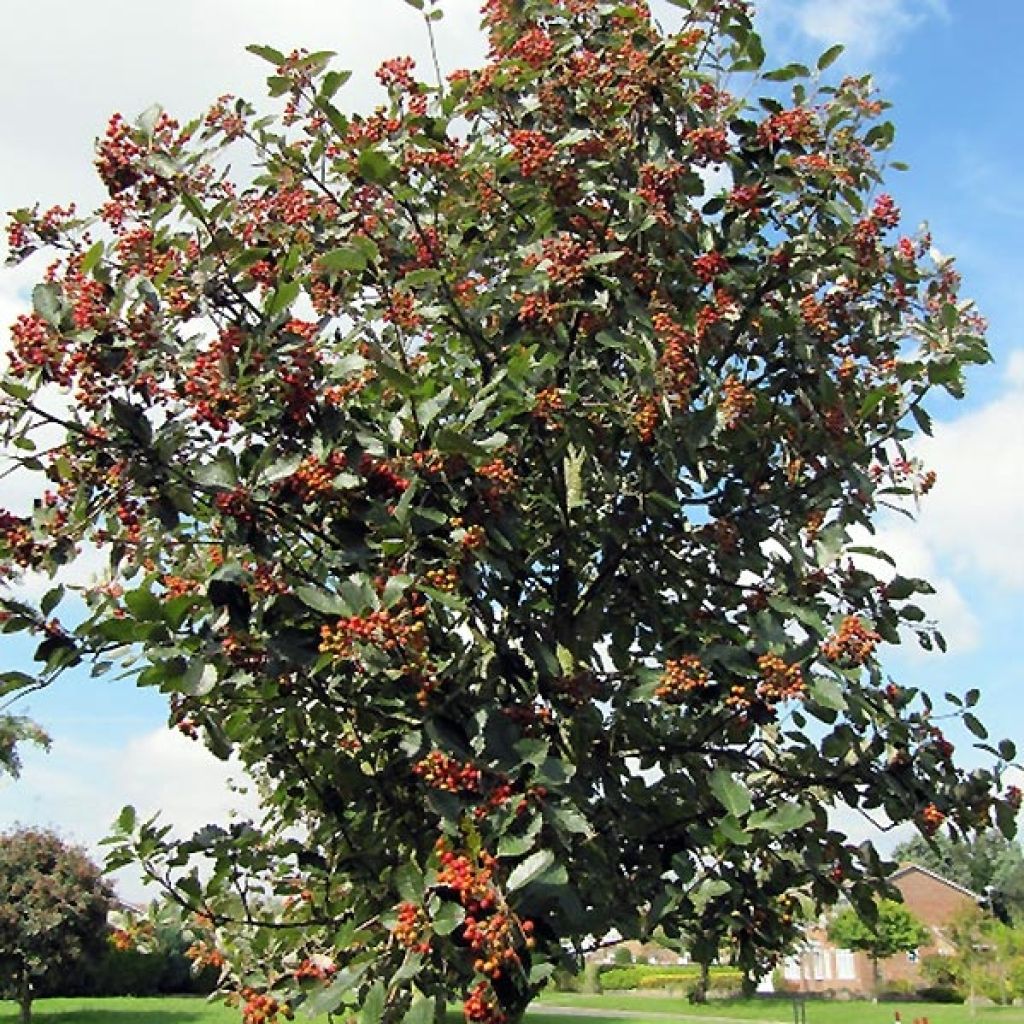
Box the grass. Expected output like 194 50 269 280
534 991 1024 1024
0 996 243 1024
6 994 1024 1024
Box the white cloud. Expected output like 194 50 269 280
0 3 486 216
851 522 980 657
910 353 1024 589
757 0 948 67
0 726 261 903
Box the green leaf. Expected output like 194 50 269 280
564 446 586 511
690 878 731 912
763 63 809 82
506 849 555 892
359 981 387 1024
963 713 988 740
319 246 371 274
295 586 352 616
124 588 162 622
32 283 62 328
301 963 369 1017
817 44 844 71
403 996 436 1024
749 802 814 834
709 769 752 818
180 660 217 697
80 240 105 275
432 900 465 936
358 149 396 184
265 279 301 317
116 805 137 833
247 44 286 66
810 677 847 711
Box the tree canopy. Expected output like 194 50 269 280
0 828 112 1024
894 832 1024 924
0 0 1017 1021
827 898 929 985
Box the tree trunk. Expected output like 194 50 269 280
688 962 710 1004
18 965 32 1024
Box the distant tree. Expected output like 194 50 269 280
827 899 928 989
928 905 1024 1006
0 828 112 1024
894 832 1024 923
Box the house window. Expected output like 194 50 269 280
835 949 857 980
783 956 802 981
812 949 829 980
907 949 919 964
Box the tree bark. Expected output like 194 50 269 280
18 965 32 1024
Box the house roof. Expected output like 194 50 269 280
891 862 983 902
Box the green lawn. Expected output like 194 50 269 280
0 996 251 1024
534 991 1024 1024
6 995 1024 1024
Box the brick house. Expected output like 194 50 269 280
778 864 981 995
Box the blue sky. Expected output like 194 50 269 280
1 1 1022 900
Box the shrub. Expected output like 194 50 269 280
916 986 964 1004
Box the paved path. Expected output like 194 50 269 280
529 1005 789 1024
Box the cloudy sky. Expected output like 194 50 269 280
1 1 1022 900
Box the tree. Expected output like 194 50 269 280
827 899 929 990
925 906 1024 1008
893 832 1024 924
0 828 112 1024
0 1 1017 1022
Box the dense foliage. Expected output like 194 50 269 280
827 899 928 986
0 0 1016 1021
922 907 1024 1005
0 829 112 1024
894 833 1024 924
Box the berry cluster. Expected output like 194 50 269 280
821 616 880 667
531 235 596 289
509 130 555 177
464 980 506 1024
466 910 533 978
757 106 816 149
653 311 697 404
414 752 483 794
477 457 516 495
359 454 411 498
508 27 556 68
393 901 431 954
280 452 348 500
214 488 255 523
319 608 425 662
638 162 684 225
293 956 337 981
376 55 417 91
656 655 711 703
686 126 729 164
720 375 755 429
474 779 515 820
693 251 729 284
756 653 805 703
436 842 496 908
239 989 289 1024
799 294 833 338
633 395 660 443
185 940 226 970
425 565 461 591
920 802 946 837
